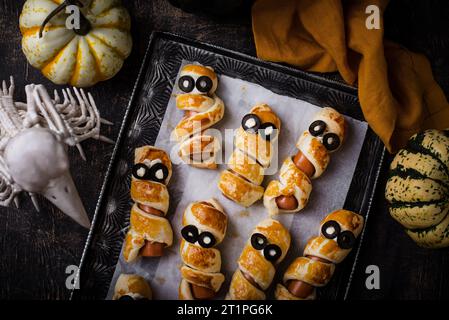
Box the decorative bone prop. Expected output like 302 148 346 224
0 77 113 228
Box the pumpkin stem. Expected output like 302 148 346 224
39 0 88 38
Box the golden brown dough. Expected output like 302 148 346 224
218 104 281 207
179 199 228 300
275 209 364 300
264 107 346 215
173 64 225 169
113 274 152 300
123 146 173 262
227 218 291 300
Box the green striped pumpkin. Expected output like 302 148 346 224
385 129 449 248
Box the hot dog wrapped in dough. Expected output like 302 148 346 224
173 64 225 169
179 199 228 300
113 274 152 300
264 107 346 215
275 209 363 300
227 219 291 300
123 146 173 262
218 104 281 207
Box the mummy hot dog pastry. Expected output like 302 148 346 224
113 274 152 300
264 107 346 215
218 104 281 207
179 199 228 300
275 209 363 300
173 64 225 169
226 219 291 300
123 146 173 262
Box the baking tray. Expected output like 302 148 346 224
71 31 385 300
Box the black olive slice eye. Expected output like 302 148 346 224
132 163 151 180
323 133 340 151
149 163 169 183
178 75 195 93
337 230 356 249
263 244 282 262
259 122 278 141
198 231 216 248
321 220 341 239
196 76 213 93
118 295 134 301
309 120 326 136
251 233 267 250
242 114 261 133
181 225 199 244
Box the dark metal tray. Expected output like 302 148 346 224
72 31 385 300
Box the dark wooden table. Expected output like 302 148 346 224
1 0 448 300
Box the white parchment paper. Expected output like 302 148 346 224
106 61 368 300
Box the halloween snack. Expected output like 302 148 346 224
218 104 281 207
123 146 173 262
173 64 225 169
264 107 346 215
20 0 132 87
113 274 152 300
385 129 449 248
179 199 228 300
226 219 291 300
0 77 112 228
275 209 363 300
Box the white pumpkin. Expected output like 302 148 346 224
19 0 132 87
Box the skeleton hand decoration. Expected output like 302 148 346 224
0 77 113 228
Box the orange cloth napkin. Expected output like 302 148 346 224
252 0 449 153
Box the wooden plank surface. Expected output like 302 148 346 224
0 0 448 299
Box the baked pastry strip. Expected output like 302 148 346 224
113 274 152 300
227 218 291 300
218 104 281 207
123 146 174 262
174 64 225 169
179 199 228 300
264 107 346 215
275 209 364 300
